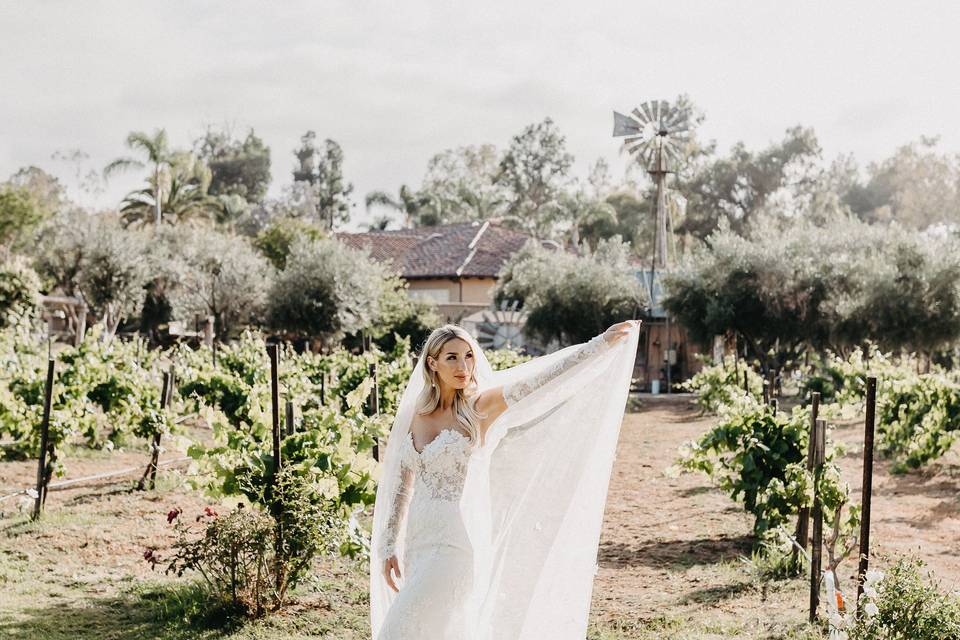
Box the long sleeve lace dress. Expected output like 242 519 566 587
375 333 612 640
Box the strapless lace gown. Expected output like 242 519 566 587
374 333 614 639
376 427 476 640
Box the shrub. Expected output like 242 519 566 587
494 237 647 346
680 354 764 414
0 257 41 326
267 237 384 344
843 557 960 640
164 505 275 617
676 394 855 541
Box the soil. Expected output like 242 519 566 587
590 394 960 633
2 396 959 638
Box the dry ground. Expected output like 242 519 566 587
1 396 958 639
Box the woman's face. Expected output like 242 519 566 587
429 337 475 391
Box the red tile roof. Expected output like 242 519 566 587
336 221 535 279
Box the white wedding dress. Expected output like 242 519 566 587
370 328 640 640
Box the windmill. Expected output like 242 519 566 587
469 299 525 350
612 100 691 274
613 100 692 393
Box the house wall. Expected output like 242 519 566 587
406 277 498 324
406 277 496 305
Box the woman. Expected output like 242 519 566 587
370 320 641 639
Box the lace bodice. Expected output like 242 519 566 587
377 427 473 559
377 332 612 560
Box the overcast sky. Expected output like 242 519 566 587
2 1 958 230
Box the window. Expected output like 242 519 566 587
409 288 450 303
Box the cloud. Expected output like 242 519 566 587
1 1 959 229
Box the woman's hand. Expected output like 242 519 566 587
603 320 640 345
384 555 402 592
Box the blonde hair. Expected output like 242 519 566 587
415 324 485 447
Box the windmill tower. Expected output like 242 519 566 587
613 100 692 392
613 100 690 274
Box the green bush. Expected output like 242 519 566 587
844 557 960 640
0 257 41 326
680 354 764 414
676 394 855 541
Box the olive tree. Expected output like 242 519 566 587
267 237 384 345
495 237 647 346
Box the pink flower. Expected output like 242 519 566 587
143 548 160 567
204 506 218 518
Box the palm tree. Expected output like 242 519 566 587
367 214 395 231
119 155 218 228
365 185 440 227
456 186 507 222
543 191 618 248
103 129 174 227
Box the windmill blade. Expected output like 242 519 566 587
640 101 655 124
650 100 660 124
631 107 651 125
626 140 649 156
612 111 641 137
640 144 657 167
664 109 688 130
661 144 680 163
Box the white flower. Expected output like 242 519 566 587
863 586 877 599
26 488 39 499
662 465 682 479
864 602 879 618
864 569 884 585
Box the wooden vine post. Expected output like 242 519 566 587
856 376 878 602
285 399 295 437
139 366 174 491
809 417 827 622
793 391 820 567
369 362 380 461
32 358 56 520
267 343 285 595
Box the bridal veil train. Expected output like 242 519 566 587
370 323 640 639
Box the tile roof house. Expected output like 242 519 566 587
336 220 544 323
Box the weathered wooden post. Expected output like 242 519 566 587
320 371 326 406
139 367 174 490
370 362 380 461
74 301 87 347
762 379 770 405
268 344 281 472
857 377 878 602
285 399 295 437
267 343 284 594
794 392 820 567
743 369 749 393
809 417 827 622
32 358 56 520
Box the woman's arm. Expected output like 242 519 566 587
380 456 415 592
476 320 637 435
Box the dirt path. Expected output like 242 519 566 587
589 395 960 636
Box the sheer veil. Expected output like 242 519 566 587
370 324 641 639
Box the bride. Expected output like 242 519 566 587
370 319 641 639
